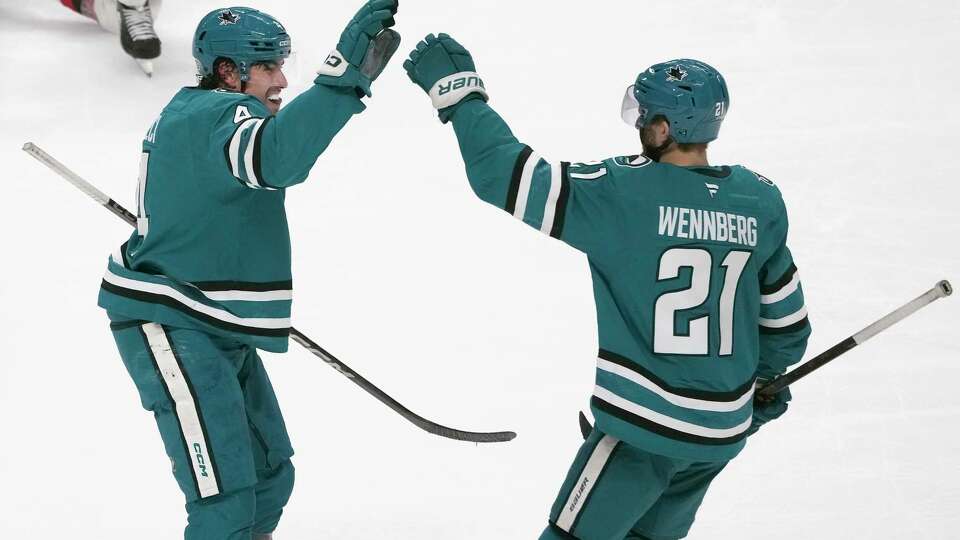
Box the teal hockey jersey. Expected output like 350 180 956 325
450 100 811 461
98 82 365 352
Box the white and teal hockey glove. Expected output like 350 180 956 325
316 0 401 97
404 33 488 123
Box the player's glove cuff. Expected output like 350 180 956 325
429 71 488 109
429 71 488 123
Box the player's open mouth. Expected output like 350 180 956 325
267 92 282 105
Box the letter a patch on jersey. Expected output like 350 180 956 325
234 105 252 124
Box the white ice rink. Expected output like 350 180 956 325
1 0 958 538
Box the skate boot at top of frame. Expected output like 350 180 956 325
118 0 161 60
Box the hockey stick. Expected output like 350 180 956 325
756 279 952 396
22 142 516 444
576 280 952 439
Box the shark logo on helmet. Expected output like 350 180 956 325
666 66 687 82
218 10 240 25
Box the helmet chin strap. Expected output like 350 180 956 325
642 135 675 162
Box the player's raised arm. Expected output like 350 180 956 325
404 33 615 255
208 1 400 190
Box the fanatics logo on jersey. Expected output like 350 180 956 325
705 182 719 198
218 10 240 25
667 66 688 82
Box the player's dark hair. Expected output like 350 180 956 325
197 58 238 90
198 58 277 91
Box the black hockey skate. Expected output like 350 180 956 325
118 1 160 75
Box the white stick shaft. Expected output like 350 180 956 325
23 142 112 205
852 281 953 345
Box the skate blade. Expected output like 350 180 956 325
135 59 154 77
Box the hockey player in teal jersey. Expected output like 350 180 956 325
98 3 400 538
405 35 811 539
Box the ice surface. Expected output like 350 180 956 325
1 1 958 538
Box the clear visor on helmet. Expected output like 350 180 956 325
620 84 646 129
620 84 640 129
276 51 312 93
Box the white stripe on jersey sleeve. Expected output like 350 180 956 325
759 305 808 328
761 271 801 304
228 118 260 180
540 163 563 234
243 119 266 188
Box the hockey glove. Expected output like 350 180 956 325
404 33 489 123
315 0 400 97
746 384 791 437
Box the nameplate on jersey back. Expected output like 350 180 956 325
658 205 757 247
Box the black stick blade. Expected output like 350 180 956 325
578 410 592 440
417 420 516 443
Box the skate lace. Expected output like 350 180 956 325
120 4 157 41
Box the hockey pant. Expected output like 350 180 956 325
540 428 728 540
109 319 294 540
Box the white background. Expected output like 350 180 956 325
1 1 958 538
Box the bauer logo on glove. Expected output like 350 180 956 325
431 72 486 109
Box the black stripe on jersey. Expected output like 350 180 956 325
505 145 533 214
592 396 748 446
223 124 238 176
549 161 571 239
252 115 274 188
761 264 797 295
101 280 290 337
223 125 243 188
192 279 293 292
120 241 131 268
162 326 223 495
137 325 203 500
759 316 810 335
599 349 756 402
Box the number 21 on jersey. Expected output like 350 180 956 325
654 248 751 356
